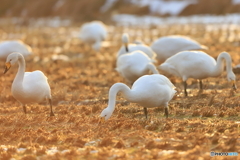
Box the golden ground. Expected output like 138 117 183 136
0 21 240 160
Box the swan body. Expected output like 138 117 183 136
100 74 176 120
151 35 208 62
159 51 236 96
0 40 32 60
79 21 107 51
118 33 156 61
4 52 54 116
116 50 159 84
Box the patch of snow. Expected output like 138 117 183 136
53 0 65 10
0 17 72 27
0 145 8 151
158 150 175 155
234 64 240 68
146 0 197 16
155 138 162 142
85 140 101 146
51 54 70 61
17 148 26 152
232 0 240 5
100 0 118 12
46 147 59 155
112 14 240 27
30 17 72 28
90 150 98 154
101 0 197 16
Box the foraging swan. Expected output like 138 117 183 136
151 35 208 63
79 21 107 51
159 51 236 96
0 40 32 60
116 50 159 84
4 52 54 116
100 74 176 120
117 33 156 61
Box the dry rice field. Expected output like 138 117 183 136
0 20 240 160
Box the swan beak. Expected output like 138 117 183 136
3 62 11 74
231 80 237 90
124 43 129 52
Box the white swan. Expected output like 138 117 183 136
159 51 236 96
79 21 107 51
117 33 156 61
151 35 208 63
4 52 54 116
0 40 32 60
100 74 176 120
116 50 159 84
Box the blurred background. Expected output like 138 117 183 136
0 0 240 23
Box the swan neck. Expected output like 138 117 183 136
147 63 159 74
107 83 132 112
13 54 25 86
214 52 232 75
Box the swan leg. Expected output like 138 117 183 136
199 80 203 90
143 107 148 119
23 105 27 114
48 98 55 116
198 80 203 95
183 81 188 97
164 107 169 118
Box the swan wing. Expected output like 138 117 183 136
116 52 149 82
151 35 206 61
132 74 176 107
22 71 50 98
79 21 107 44
117 51 152 76
161 51 216 79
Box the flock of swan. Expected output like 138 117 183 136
2 21 237 120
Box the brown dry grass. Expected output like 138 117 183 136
0 20 240 160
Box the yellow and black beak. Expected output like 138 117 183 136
231 80 237 90
124 43 129 52
3 62 11 74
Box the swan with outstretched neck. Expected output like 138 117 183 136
100 74 176 120
116 50 159 84
4 52 54 116
159 51 236 96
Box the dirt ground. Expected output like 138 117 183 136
0 20 239 160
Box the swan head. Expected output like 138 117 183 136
3 52 19 74
100 107 113 120
227 71 237 90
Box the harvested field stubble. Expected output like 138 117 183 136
0 21 240 159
